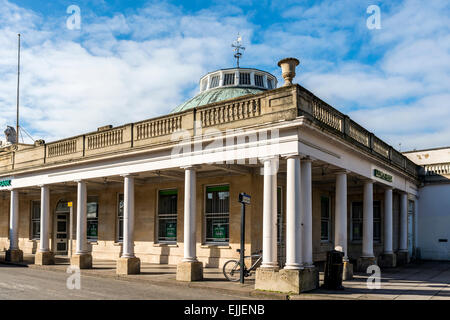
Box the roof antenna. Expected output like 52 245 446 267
16 33 21 144
231 34 245 68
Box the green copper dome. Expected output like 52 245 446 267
171 86 266 113
170 67 278 113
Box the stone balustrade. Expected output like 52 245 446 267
0 84 418 178
47 139 77 157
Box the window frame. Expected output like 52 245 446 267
86 196 99 242
116 193 124 243
320 195 332 242
156 188 178 244
30 200 41 240
204 183 230 245
223 73 235 86
373 200 382 243
351 201 363 242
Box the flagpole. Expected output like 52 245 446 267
16 33 21 144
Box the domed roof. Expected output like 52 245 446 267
171 86 266 113
170 67 277 113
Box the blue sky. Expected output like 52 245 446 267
0 0 449 150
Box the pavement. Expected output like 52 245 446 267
1 253 449 300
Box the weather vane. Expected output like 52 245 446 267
232 34 245 68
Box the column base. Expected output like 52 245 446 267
5 249 23 263
343 261 353 280
176 261 203 281
255 267 319 294
396 251 409 266
378 253 397 268
35 251 55 265
117 256 140 275
357 256 377 272
70 253 92 269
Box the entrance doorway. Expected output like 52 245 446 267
54 200 70 256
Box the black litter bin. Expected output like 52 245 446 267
323 250 344 290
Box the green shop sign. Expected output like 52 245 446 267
0 179 12 187
213 225 226 240
166 223 176 238
374 169 393 182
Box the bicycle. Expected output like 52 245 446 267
223 250 262 282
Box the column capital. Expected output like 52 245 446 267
283 153 300 160
120 173 139 178
259 155 279 163
74 179 85 183
333 169 351 175
385 186 394 191
300 156 313 163
181 164 200 170
362 178 376 184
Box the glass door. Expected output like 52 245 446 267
55 214 68 255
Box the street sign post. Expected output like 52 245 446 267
238 193 251 284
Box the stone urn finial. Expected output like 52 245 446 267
277 57 300 86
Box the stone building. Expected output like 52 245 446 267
0 58 423 293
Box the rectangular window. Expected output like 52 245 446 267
267 79 274 89
31 201 40 240
352 202 363 241
223 73 235 86
210 75 220 88
87 196 98 241
117 193 124 242
158 189 178 243
205 185 230 244
352 201 382 241
321 196 331 241
373 200 381 242
239 72 250 85
255 74 264 87
277 186 282 244
201 79 208 91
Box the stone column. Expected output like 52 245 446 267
6 189 23 263
117 174 140 275
397 192 409 265
70 180 92 269
272 159 278 267
260 158 278 268
301 159 313 267
284 156 302 269
35 185 54 265
358 180 376 271
334 171 353 279
256 156 318 294
379 187 396 267
176 166 203 281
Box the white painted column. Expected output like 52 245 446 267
399 192 408 252
9 189 19 250
39 185 50 252
183 167 197 262
362 181 374 257
272 162 278 267
301 159 313 267
75 180 88 254
122 175 135 258
414 197 419 254
334 171 348 260
384 188 394 254
261 158 277 268
285 156 303 269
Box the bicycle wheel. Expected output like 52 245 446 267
223 260 242 282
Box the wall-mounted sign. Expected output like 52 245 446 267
374 169 393 182
238 193 251 205
166 223 176 238
213 225 226 240
0 179 12 187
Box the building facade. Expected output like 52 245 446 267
0 58 424 293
